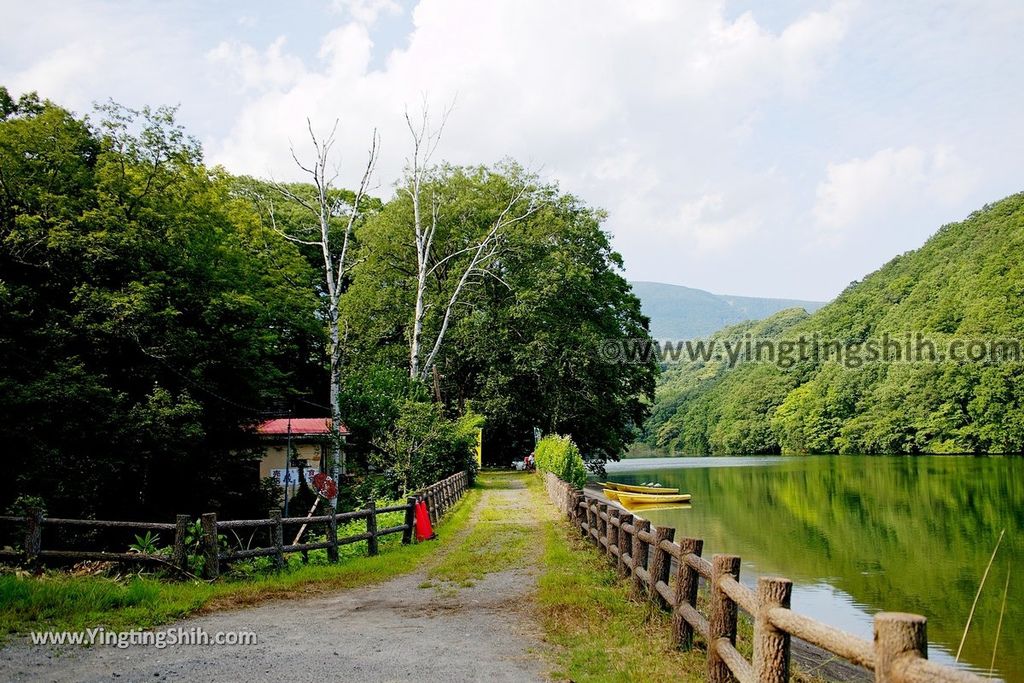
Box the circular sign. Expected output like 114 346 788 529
311 472 338 499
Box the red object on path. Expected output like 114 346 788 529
414 500 436 541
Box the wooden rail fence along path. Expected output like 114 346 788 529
0 471 470 581
543 472 989 683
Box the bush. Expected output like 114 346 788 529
370 401 482 496
534 435 586 488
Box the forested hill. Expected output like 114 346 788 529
629 281 824 340
642 192 1024 455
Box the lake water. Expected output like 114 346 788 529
604 455 1022 681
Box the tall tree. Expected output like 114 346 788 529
261 121 379 484
342 163 656 465
401 108 535 381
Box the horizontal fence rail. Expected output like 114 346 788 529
543 472 988 683
0 471 470 580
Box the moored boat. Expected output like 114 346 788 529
616 492 692 506
598 481 680 495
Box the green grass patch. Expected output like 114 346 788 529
0 487 481 638
428 482 531 586
534 510 707 682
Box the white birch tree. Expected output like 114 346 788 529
263 120 379 491
402 107 537 383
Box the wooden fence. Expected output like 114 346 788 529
543 473 988 683
0 471 470 581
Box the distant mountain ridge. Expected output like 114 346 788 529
629 281 825 340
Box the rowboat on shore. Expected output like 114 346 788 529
616 492 692 506
599 481 680 495
622 503 692 513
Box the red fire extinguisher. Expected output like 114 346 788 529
414 499 436 541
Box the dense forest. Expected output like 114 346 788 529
643 193 1024 454
0 88 656 520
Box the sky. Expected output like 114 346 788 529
2 0 1022 301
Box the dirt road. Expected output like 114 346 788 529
0 474 550 683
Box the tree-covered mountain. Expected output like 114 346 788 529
642 193 1024 455
629 280 824 340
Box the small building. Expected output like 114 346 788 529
256 418 350 487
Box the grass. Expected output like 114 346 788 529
534 503 708 682
427 485 531 587
0 487 481 638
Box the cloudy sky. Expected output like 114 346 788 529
2 0 1022 301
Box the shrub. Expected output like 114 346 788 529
534 435 586 488
370 401 482 496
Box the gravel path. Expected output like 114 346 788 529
0 475 550 683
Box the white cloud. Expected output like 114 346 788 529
207 37 306 94
204 0 851 232
5 0 1021 299
813 145 978 243
331 0 403 25
674 193 761 253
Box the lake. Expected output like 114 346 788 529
604 455 1022 681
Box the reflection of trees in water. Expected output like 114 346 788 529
621 456 1023 680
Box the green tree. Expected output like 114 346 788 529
344 164 656 466
0 89 322 519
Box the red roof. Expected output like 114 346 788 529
257 418 349 436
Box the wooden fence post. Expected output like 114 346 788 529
326 509 339 563
631 518 650 598
172 514 189 573
754 576 792 683
402 497 416 544
597 503 608 552
269 509 284 570
672 537 704 650
617 513 633 578
201 513 219 579
366 500 379 556
708 554 741 683
607 508 620 563
572 491 584 529
874 613 927 683
648 526 675 609
24 507 43 568
582 497 591 540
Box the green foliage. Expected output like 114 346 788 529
644 193 1024 454
343 163 655 466
534 435 586 488
0 88 323 520
5 495 47 517
370 400 481 496
128 531 162 555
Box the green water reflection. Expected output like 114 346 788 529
605 455 1023 681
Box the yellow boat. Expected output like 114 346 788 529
602 488 621 501
599 481 680 495
624 503 693 513
617 492 692 506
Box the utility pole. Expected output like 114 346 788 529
283 412 293 517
